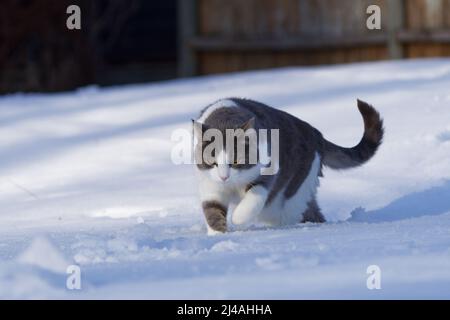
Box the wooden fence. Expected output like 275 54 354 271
178 0 450 76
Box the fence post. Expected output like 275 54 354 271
387 0 404 59
177 0 197 77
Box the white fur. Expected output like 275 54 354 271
197 168 232 204
193 99 237 166
197 99 237 124
216 150 230 180
197 162 264 235
232 185 269 225
196 98 322 231
259 152 321 226
198 153 321 233
197 167 233 236
207 225 224 236
206 158 263 186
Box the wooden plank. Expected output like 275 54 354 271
189 35 388 52
386 0 404 59
398 29 450 43
445 0 450 27
405 43 450 57
406 0 426 29
197 46 389 75
198 0 387 38
177 0 197 77
424 0 444 29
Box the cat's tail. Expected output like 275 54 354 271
321 99 384 170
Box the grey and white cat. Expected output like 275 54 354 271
193 98 383 235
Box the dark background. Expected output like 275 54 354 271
0 0 177 93
1 0 450 94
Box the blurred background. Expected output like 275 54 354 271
1 0 450 94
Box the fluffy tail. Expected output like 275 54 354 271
322 99 384 170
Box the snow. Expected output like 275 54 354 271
17 236 69 273
1 58 450 299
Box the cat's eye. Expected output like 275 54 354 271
207 161 217 167
203 159 215 166
230 160 241 167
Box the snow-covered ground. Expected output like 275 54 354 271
1 59 450 299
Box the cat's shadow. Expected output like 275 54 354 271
229 221 323 233
218 180 450 233
347 180 450 223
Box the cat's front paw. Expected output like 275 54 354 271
231 206 254 225
206 225 226 236
203 200 227 235
232 186 268 225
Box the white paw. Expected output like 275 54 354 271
231 206 254 225
232 186 268 225
207 225 225 236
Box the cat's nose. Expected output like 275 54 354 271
220 175 229 181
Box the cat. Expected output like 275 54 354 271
193 98 383 235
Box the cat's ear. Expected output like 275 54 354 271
241 117 255 131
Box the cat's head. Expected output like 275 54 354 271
193 110 262 184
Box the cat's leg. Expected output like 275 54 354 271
232 185 269 225
301 198 326 223
197 171 231 234
202 201 228 235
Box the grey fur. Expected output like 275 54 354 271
301 199 326 223
202 201 227 232
321 99 384 169
196 98 384 225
